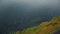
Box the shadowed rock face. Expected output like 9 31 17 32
0 0 60 33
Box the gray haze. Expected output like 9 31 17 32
0 0 60 34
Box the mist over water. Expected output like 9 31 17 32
0 0 60 33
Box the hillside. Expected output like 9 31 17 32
9 16 60 34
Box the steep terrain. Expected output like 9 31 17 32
9 16 60 34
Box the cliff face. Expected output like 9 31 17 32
9 16 60 34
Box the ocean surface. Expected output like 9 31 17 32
0 0 60 34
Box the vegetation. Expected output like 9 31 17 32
9 16 60 34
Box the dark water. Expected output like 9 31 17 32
0 0 60 34
53 30 60 34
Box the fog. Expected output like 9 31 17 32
0 0 60 33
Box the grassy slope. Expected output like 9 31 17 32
9 16 60 34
